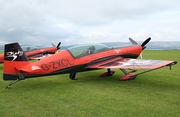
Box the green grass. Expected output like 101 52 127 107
0 50 180 117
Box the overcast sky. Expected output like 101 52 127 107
0 0 180 46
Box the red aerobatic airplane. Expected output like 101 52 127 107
3 37 177 88
0 42 61 63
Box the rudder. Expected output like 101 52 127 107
3 42 30 80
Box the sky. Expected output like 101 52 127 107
0 0 180 46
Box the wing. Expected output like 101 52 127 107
89 58 177 70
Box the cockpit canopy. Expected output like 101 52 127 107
67 43 109 58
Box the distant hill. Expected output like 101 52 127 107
0 42 180 51
0 44 73 51
61 41 180 50
102 41 180 50
145 42 180 50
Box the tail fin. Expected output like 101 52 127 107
3 42 30 80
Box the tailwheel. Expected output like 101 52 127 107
100 68 115 77
120 72 137 81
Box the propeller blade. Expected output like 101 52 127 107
129 38 138 45
56 42 61 49
52 43 56 47
141 37 151 47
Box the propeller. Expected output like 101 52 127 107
129 37 151 47
129 37 151 59
52 42 61 50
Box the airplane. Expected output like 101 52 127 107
3 37 177 89
0 42 61 63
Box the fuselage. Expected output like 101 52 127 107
20 45 142 78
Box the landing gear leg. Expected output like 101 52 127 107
120 68 128 75
69 72 77 80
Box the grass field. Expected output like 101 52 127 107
0 50 180 117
